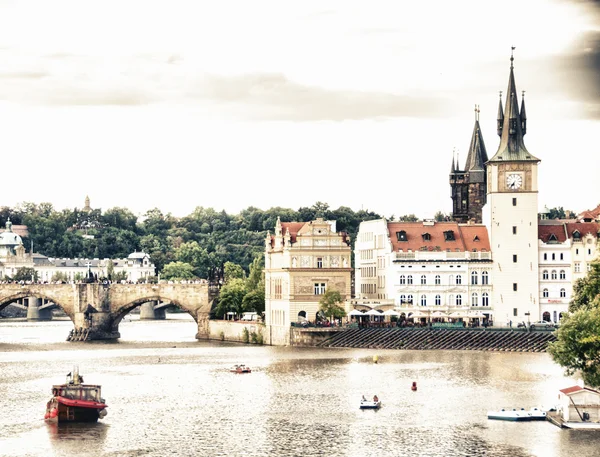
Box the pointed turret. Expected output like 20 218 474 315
497 91 504 137
450 155 456 173
463 105 488 184
274 217 283 250
489 49 539 163
520 90 527 135
5 217 12 232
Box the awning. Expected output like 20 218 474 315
383 309 400 316
348 309 364 316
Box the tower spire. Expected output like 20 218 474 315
497 91 504 137
520 90 527 135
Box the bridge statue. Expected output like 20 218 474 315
0 282 219 341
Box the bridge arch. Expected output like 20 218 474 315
111 296 200 331
0 291 74 320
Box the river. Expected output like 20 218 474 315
1 314 598 457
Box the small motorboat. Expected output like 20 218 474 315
360 397 381 410
45 367 107 423
487 407 546 421
230 364 251 374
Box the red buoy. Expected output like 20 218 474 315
411 381 417 391
50 408 58 418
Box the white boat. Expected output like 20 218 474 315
487 407 546 421
562 421 600 430
360 400 381 410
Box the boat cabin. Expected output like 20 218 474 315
52 370 103 403
557 386 600 423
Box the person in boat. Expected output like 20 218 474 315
373 395 379 402
362 395 367 402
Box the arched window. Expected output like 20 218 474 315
543 311 551 322
449 274 454 285
456 275 462 285
456 294 462 306
448 294 455 306
420 275 427 285
407 275 413 285
407 294 413 303
481 271 489 285
559 270 566 280
435 295 441 306
400 294 406 303
471 271 478 285
542 270 548 280
435 275 440 285
543 288 549 298
471 293 478 306
482 293 489 307
399 275 406 285
420 295 427 306
560 288 566 298
551 270 557 280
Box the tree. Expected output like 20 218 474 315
547 303 600 388
242 288 265 314
161 261 196 280
570 260 600 312
318 289 346 320
224 261 245 282
11 267 38 282
547 206 576 220
434 211 451 222
214 278 248 317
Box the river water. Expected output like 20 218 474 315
0 314 598 457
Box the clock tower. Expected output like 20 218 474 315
484 50 541 324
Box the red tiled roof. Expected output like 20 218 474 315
281 222 305 244
559 385 600 395
387 222 490 252
579 203 600 221
565 222 600 238
538 224 567 243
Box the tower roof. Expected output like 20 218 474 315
488 50 539 163
463 105 488 174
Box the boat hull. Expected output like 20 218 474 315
487 408 546 422
45 396 107 423
360 401 381 410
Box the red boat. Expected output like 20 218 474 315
45 367 108 423
230 364 251 373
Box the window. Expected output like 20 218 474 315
456 294 462 306
422 233 431 241
400 294 406 303
435 295 441 305
407 294 413 304
576 249 579 255
543 253 547 261
552 253 556 261
512 198 517 206
449 274 454 284
317 257 323 269
560 253 564 261
407 275 413 285
512 226 517 235
560 270 566 280
400 275 406 285
449 294 455 306
482 293 489 307
542 270 548 280
314 283 326 295
513 254 517 263
435 275 441 285
471 293 478 306
513 283 518 291
444 230 455 241
589 249 592 255
543 288 549 298
513 308 518 317
560 288 566 298
573 230 581 240
575 263 581 273
482 271 489 285
396 231 407 242
420 295 427 306
471 271 478 285
420 275 427 285
456 275 462 285
551 270 557 280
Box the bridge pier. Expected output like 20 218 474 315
26 298 53 321
195 312 210 340
139 301 165 320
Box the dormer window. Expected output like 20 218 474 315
473 235 480 242
396 231 407 242
443 230 455 241
548 233 558 243
422 232 431 241
573 230 581 241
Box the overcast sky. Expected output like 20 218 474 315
0 0 598 219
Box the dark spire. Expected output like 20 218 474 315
463 105 488 183
520 90 527 135
489 48 539 163
496 91 504 137
450 152 456 173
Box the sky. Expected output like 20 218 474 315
0 0 598 219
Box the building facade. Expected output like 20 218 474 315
264 217 352 345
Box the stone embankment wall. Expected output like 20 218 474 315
207 320 266 343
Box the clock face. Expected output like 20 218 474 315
506 173 523 190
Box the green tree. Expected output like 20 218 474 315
224 261 245 282
161 261 196 280
434 211 451 222
318 289 346 320
242 288 265 314
51 271 69 282
570 260 600 312
548 304 600 388
215 278 248 317
11 267 38 282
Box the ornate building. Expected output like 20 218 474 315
450 106 489 223
264 217 352 345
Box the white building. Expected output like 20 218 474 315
354 219 493 323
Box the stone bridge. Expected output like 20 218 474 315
0 283 218 340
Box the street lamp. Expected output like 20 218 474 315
524 312 531 326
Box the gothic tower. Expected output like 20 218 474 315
450 106 488 223
484 49 540 323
